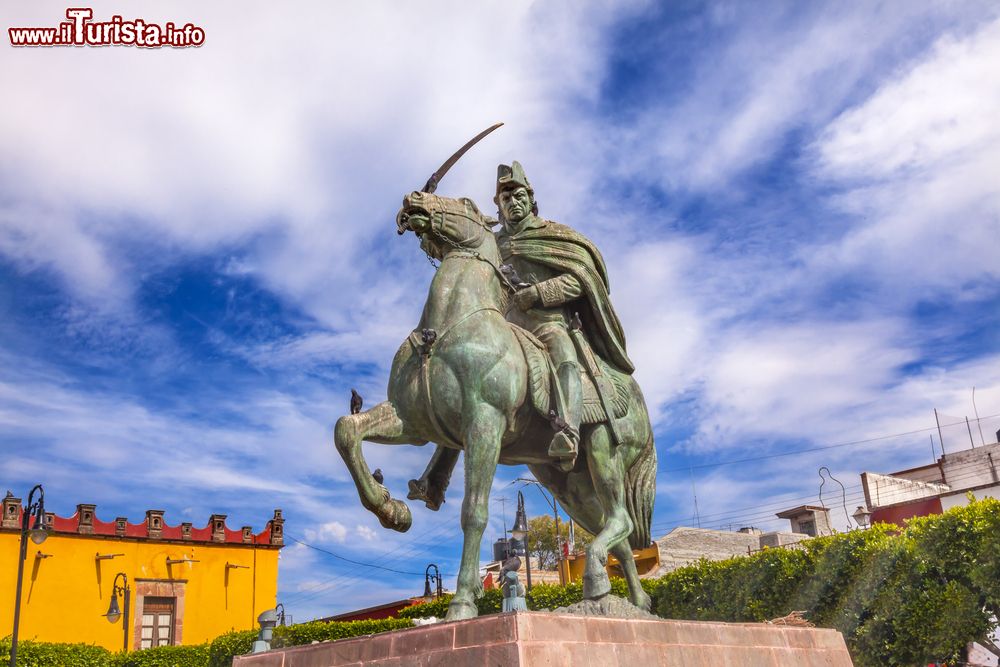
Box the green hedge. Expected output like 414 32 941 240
206 618 413 667
7 499 998 667
398 577 640 619
0 639 211 667
1 638 112 667
653 497 1000 666
3 618 413 667
113 644 211 667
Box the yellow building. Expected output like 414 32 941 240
1 493 283 650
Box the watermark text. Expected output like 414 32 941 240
9 8 205 48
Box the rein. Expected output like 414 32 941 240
425 225 519 293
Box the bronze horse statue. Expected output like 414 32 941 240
334 191 656 620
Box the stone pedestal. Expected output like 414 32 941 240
233 611 854 666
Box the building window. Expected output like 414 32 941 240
140 597 175 648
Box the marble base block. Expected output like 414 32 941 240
233 611 855 667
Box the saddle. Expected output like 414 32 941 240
509 324 630 426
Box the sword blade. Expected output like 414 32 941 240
422 122 504 193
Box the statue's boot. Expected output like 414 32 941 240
549 361 582 471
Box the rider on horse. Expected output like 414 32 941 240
407 161 636 505
495 161 635 468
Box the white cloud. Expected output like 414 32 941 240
356 525 377 541
305 521 349 545
809 16 1000 296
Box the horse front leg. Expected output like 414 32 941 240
334 401 424 532
446 406 504 621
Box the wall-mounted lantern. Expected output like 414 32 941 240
103 572 131 652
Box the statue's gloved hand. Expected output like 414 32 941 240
512 286 540 311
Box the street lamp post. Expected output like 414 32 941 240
103 573 131 652
516 478 566 584
10 484 48 667
423 563 443 599
511 491 531 591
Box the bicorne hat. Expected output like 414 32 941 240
494 161 533 202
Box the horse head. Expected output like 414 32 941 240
395 191 499 262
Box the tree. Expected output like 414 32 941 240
525 515 593 570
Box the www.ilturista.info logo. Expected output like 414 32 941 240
9 8 205 48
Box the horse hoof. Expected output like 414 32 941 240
406 478 445 511
633 590 652 611
445 598 478 621
407 478 428 501
376 499 412 533
583 571 611 600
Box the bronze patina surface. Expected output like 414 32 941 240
334 158 656 621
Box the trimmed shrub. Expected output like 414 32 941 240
398 595 453 619
112 644 210 667
273 618 412 646
207 618 413 666
0 638 112 667
398 578 633 619
652 497 1000 667
207 630 256 667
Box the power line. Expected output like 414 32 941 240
281 530 451 601
664 413 1000 472
280 520 462 606
651 455 999 535
286 535 451 578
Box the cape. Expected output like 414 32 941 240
498 219 635 374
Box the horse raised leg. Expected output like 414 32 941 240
446 404 505 621
334 401 425 532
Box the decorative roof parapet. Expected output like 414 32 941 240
0 497 283 547
209 514 227 542
77 504 96 534
266 509 284 546
2 492 19 529
146 510 165 539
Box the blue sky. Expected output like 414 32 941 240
2 1 1000 621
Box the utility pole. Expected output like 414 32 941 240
973 387 986 447
689 467 701 528
935 409 946 455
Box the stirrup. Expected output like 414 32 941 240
548 431 578 471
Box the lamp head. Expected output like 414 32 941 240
29 507 48 545
423 576 433 598
511 503 529 541
105 594 122 624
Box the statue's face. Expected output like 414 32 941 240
498 186 532 224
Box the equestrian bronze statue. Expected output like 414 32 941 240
334 157 656 621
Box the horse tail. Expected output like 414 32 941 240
625 432 657 550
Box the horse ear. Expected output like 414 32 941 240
484 215 501 228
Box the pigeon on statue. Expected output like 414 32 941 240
500 264 531 289
350 389 363 415
373 469 384 485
